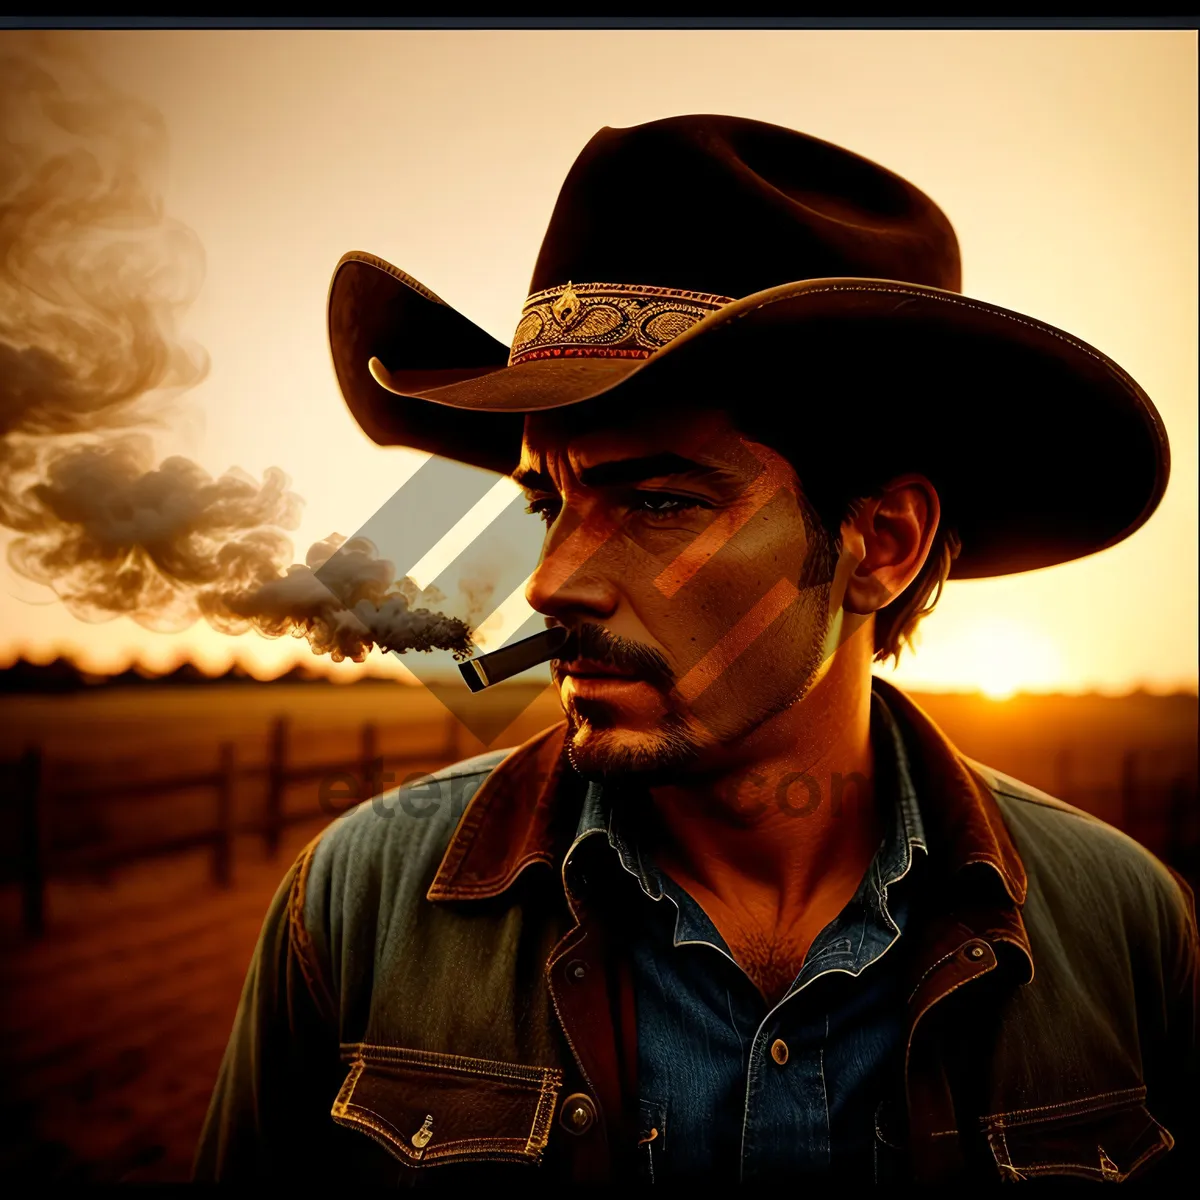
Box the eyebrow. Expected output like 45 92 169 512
513 452 736 493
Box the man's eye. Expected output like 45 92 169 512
524 497 561 526
633 493 708 520
523 493 708 526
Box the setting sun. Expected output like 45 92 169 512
881 616 1067 698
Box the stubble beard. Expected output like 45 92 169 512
563 703 702 783
563 578 835 785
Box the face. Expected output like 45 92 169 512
518 400 841 782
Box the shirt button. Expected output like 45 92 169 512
770 1038 789 1066
560 1092 597 1135
567 959 587 982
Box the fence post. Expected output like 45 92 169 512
360 722 378 802
212 741 235 888
17 746 45 938
265 716 288 857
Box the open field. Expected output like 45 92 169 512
0 678 563 790
0 680 1195 1181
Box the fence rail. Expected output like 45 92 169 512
3 713 463 936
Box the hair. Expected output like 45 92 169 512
725 410 962 670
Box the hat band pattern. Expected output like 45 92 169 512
508 281 734 366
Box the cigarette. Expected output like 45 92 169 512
458 626 571 692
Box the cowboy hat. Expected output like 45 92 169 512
327 114 1170 579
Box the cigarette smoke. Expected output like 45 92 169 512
0 34 484 664
227 534 477 663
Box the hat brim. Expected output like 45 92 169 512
328 252 1170 580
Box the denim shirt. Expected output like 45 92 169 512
563 688 928 1182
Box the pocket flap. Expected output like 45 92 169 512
333 1043 563 1168
983 1086 1174 1182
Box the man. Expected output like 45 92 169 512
194 115 1197 1185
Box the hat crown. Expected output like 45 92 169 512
529 114 962 301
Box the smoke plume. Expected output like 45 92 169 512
224 534 479 663
0 34 482 664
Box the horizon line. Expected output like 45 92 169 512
0 650 1196 701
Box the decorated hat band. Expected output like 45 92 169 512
508 281 736 366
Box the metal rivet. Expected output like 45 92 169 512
770 1038 789 1066
560 1092 597 1135
567 959 587 982
968 944 986 960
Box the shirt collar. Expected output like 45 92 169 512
872 684 927 893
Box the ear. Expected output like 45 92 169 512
840 475 940 617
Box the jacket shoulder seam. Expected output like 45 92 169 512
964 757 1098 821
987 773 1189 900
992 785 1098 820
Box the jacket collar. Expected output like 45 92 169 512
425 719 577 902
428 677 1029 927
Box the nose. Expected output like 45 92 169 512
525 507 621 624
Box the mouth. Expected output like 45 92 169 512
557 654 668 719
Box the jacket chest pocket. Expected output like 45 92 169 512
332 1043 563 1174
983 1086 1174 1183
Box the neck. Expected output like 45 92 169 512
641 622 882 999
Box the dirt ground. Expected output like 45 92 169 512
0 818 332 1182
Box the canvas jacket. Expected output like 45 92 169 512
193 677 1199 1185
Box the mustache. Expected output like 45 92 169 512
554 621 675 688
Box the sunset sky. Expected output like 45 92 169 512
1 28 1196 696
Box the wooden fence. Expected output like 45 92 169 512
3 713 462 937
